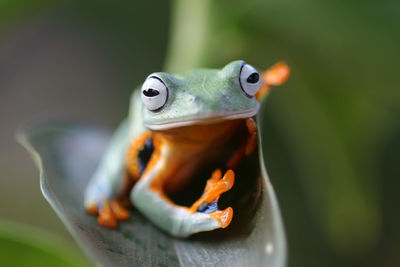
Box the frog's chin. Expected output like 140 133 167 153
144 107 259 131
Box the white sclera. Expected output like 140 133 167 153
239 63 262 96
141 77 168 111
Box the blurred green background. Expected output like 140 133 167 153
0 0 398 266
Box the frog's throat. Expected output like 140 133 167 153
144 107 259 131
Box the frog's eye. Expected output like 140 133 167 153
141 76 169 111
239 63 262 97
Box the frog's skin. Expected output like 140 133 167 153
84 60 290 237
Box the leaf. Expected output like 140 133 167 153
0 221 88 267
17 115 286 267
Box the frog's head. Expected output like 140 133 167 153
140 60 262 130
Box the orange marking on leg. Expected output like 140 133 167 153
245 118 257 156
111 199 130 221
125 132 153 180
210 207 233 228
143 134 197 211
98 199 117 228
142 134 163 178
189 170 235 213
146 136 165 192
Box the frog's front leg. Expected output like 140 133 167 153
130 140 235 237
227 118 258 169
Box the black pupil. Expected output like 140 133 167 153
143 88 160 97
246 72 259 84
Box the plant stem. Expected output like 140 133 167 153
163 0 210 73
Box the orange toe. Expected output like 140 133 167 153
189 170 235 213
210 207 233 228
216 169 235 194
98 201 118 228
111 200 130 221
204 169 223 192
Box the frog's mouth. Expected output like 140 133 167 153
144 107 259 131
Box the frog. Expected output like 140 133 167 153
84 60 290 237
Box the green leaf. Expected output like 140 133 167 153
0 221 88 267
17 116 286 266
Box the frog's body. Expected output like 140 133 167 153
84 60 289 237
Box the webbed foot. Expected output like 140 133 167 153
86 199 130 228
188 169 235 229
256 61 290 100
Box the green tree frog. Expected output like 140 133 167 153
84 60 290 237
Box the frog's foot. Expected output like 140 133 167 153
256 61 290 100
188 169 235 228
85 199 130 228
177 206 233 237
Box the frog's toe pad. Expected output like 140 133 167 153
86 199 130 229
189 169 235 213
196 199 233 228
210 207 233 228
98 201 118 228
110 200 130 220
192 170 235 229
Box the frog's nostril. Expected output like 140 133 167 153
246 73 259 84
143 88 160 97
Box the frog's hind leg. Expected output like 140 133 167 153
87 198 130 228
